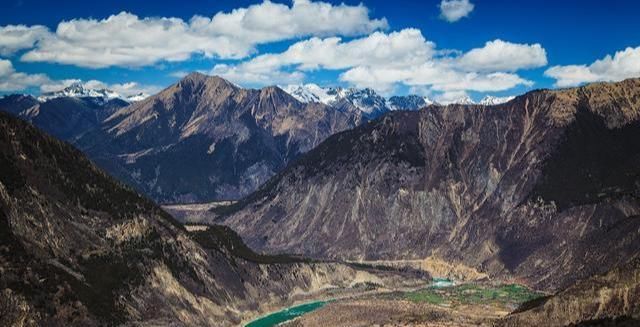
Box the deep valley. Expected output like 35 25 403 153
1 75 640 326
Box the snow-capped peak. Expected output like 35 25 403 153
37 83 148 103
479 95 515 106
38 83 117 102
441 95 475 105
125 92 150 102
281 84 392 117
387 95 438 111
423 96 438 106
282 84 522 119
280 84 337 105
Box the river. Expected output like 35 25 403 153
244 278 453 327
245 301 328 327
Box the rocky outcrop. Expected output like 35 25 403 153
499 257 640 326
220 78 640 291
74 72 363 203
0 112 423 326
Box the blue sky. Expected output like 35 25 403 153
1 0 640 102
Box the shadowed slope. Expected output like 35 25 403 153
220 79 640 292
0 111 423 326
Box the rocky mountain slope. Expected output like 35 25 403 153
0 111 425 326
73 73 363 203
1 75 515 205
0 94 128 142
499 256 640 326
0 82 146 142
219 78 640 292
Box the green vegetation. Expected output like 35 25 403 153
406 290 446 305
404 283 544 308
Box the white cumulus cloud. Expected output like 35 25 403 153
213 29 545 96
193 0 387 44
211 28 432 89
545 46 640 87
0 25 49 56
439 0 474 23
11 1 386 68
212 63 305 85
0 58 160 96
83 80 162 97
21 12 247 68
458 39 547 72
0 59 50 92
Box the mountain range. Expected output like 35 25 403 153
281 83 514 118
76 73 364 203
0 93 129 143
0 110 425 326
38 82 149 103
217 78 640 293
0 73 367 203
0 74 516 204
1 73 640 325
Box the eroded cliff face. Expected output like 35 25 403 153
0 112 421 326
221 78 640 291
499 257 640 327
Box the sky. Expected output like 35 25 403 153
1 0 640 102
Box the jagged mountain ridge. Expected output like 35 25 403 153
0 94 128 142
281 84 396 118
479 95 516 105
38 82 149 103
0 74 518 204
75 72 364 203
0 111 423 326
219 78 640 293
281 83 515 118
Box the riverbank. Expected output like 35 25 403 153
283 282 546 326
241 279 437 326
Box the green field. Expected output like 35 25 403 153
404 283 544 307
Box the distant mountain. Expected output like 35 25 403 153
449 95 475 105
282 84 515 119
0 93 128 141
75 73 363 203
0 110 415 326
282 84 391 118
280 83 337 104
0 82 146 141
219 78 640 292
38 82 149 103
0 94 39 116
479 95 516 105
0 74 518 204
387 94 437 111
282 84 438 119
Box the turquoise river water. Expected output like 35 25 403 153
244 278 453 327
245 301 327 327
